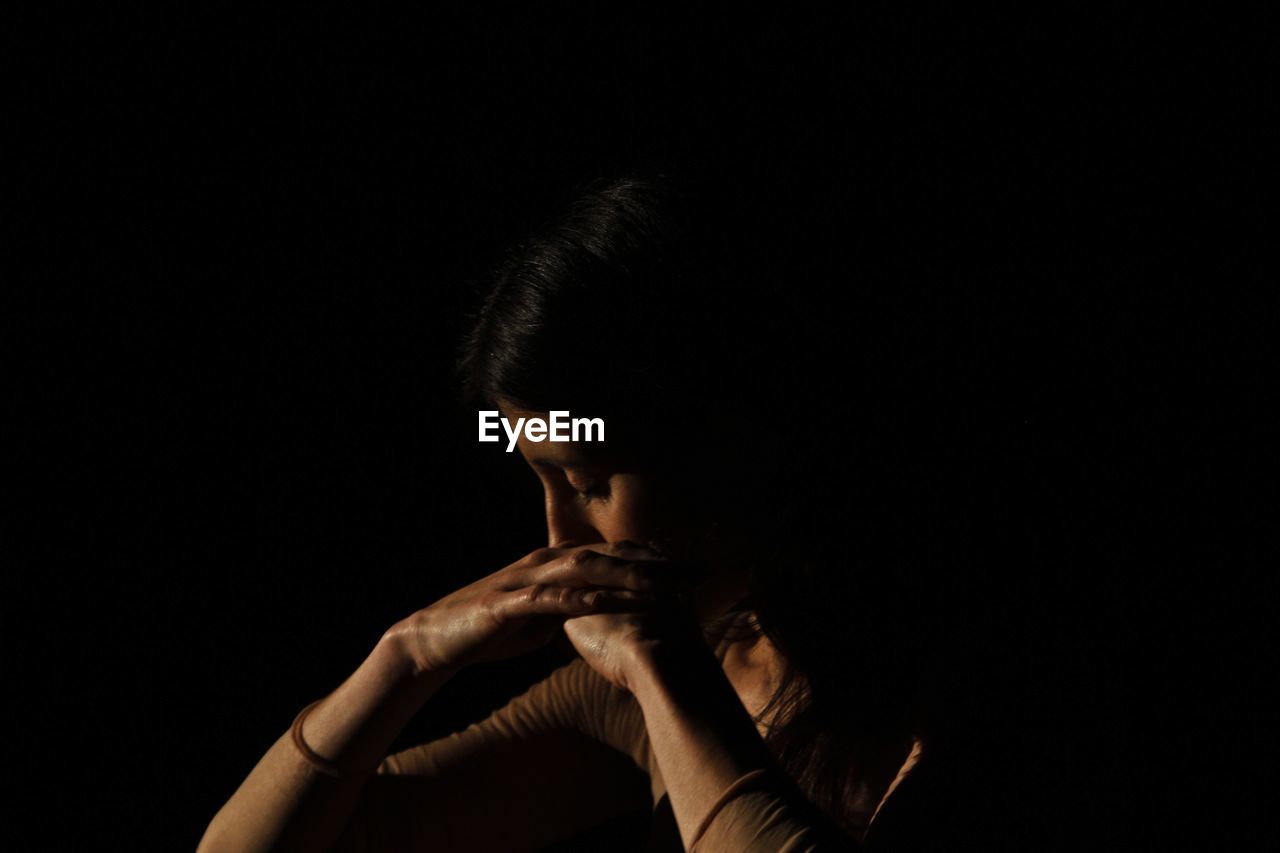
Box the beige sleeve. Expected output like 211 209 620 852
343 657 652 852
687 740 925 852
685 768 860 853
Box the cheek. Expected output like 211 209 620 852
593 491 657 541
607 481 710 554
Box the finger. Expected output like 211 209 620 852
576 588 664 613
491 583 673 621
510 545 570 570
507 541 618 574
490 583 598 620
599 539 665 560
523 549 690 594
598 541 711 583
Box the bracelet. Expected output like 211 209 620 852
290 699 346 778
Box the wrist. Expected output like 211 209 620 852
622 631 715 698
379 614 460 684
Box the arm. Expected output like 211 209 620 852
556 543 884 852
350 656 652 851
197 543 686 852
196 632 452 853
624 636 864 853
200 636 653 853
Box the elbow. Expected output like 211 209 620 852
194 816 227 853
195 810 246 853
196 809 365 853
194 811 272 853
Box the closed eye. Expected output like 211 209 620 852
569 477 610 503
530 460 613 503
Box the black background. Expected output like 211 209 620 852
11 7 1274 851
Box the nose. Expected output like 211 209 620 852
545 493 604 548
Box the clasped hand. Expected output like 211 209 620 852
383 540 709 692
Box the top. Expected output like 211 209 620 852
342 609 926 852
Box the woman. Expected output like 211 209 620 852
198 170 952 851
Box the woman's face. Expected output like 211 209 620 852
500 402 754 618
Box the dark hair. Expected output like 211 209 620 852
455 169 945 837
456 168 795 464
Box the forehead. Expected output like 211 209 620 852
498 403 627 469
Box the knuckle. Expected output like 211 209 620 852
626 564 655 591
527 547 556 565
480 593 505 622
566 548 595 571
515 584 545 607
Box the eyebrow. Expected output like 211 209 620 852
527 456 585 470
527 455 606 472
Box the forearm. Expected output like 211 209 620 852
627 638 859 852
197 631 455 853
628 636 777 847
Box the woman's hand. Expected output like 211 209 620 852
561 541 711 692
381 540 699 677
